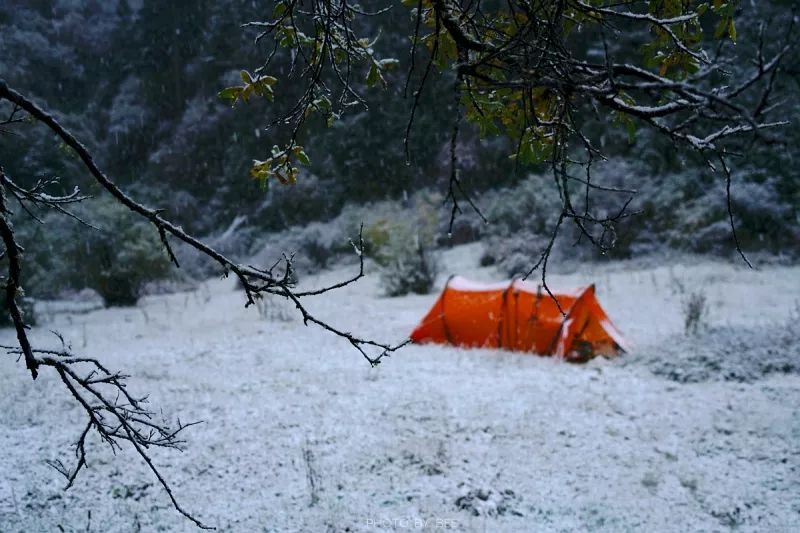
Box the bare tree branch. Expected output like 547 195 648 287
0 342 212 529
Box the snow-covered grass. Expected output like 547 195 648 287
1 244 799 532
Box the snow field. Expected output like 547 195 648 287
1 244 798 532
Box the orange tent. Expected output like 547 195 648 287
410 276 628 361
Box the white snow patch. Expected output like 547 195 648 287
446 275 587 298
0 244 798 532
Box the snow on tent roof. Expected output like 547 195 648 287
446 275 586 298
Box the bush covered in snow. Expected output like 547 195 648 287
249 219 358 276
372 200 440 297
477 174 584 276
22 198 172 306
479 160 800 273
682 290 709 336
628 318 800 383
379 232 439 297
70 201 172 306
248 192 446 281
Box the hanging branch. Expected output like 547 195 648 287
0 80 406 363
0 172 38 378
0 77 407 528
0 341 212 529
232 1 793 297
417 1 792 271
240 2 791 272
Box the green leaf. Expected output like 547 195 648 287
626 119 637 144
366 62 384 88
241 83 254 102
263 84 274 102
295 150 311 166
272 2 287 17
326 113 337 128
714 18 728 40
218 87 242 105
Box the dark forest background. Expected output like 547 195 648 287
1 0 798 303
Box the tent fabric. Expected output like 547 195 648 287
409 276 628 361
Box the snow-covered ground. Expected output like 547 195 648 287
1 244 799 532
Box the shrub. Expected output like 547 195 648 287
380 232 439 297
478 250 496 267
482 175 559 238
72 201 172 306
253 222 346 274
375 206 440 297
479 174 571 276
483 233 554 277
249 192 450 279
297 224 340 269
173 214 257 281
362 219 392 258
254 294 293 322
682 290 708 335
26 198 173 307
